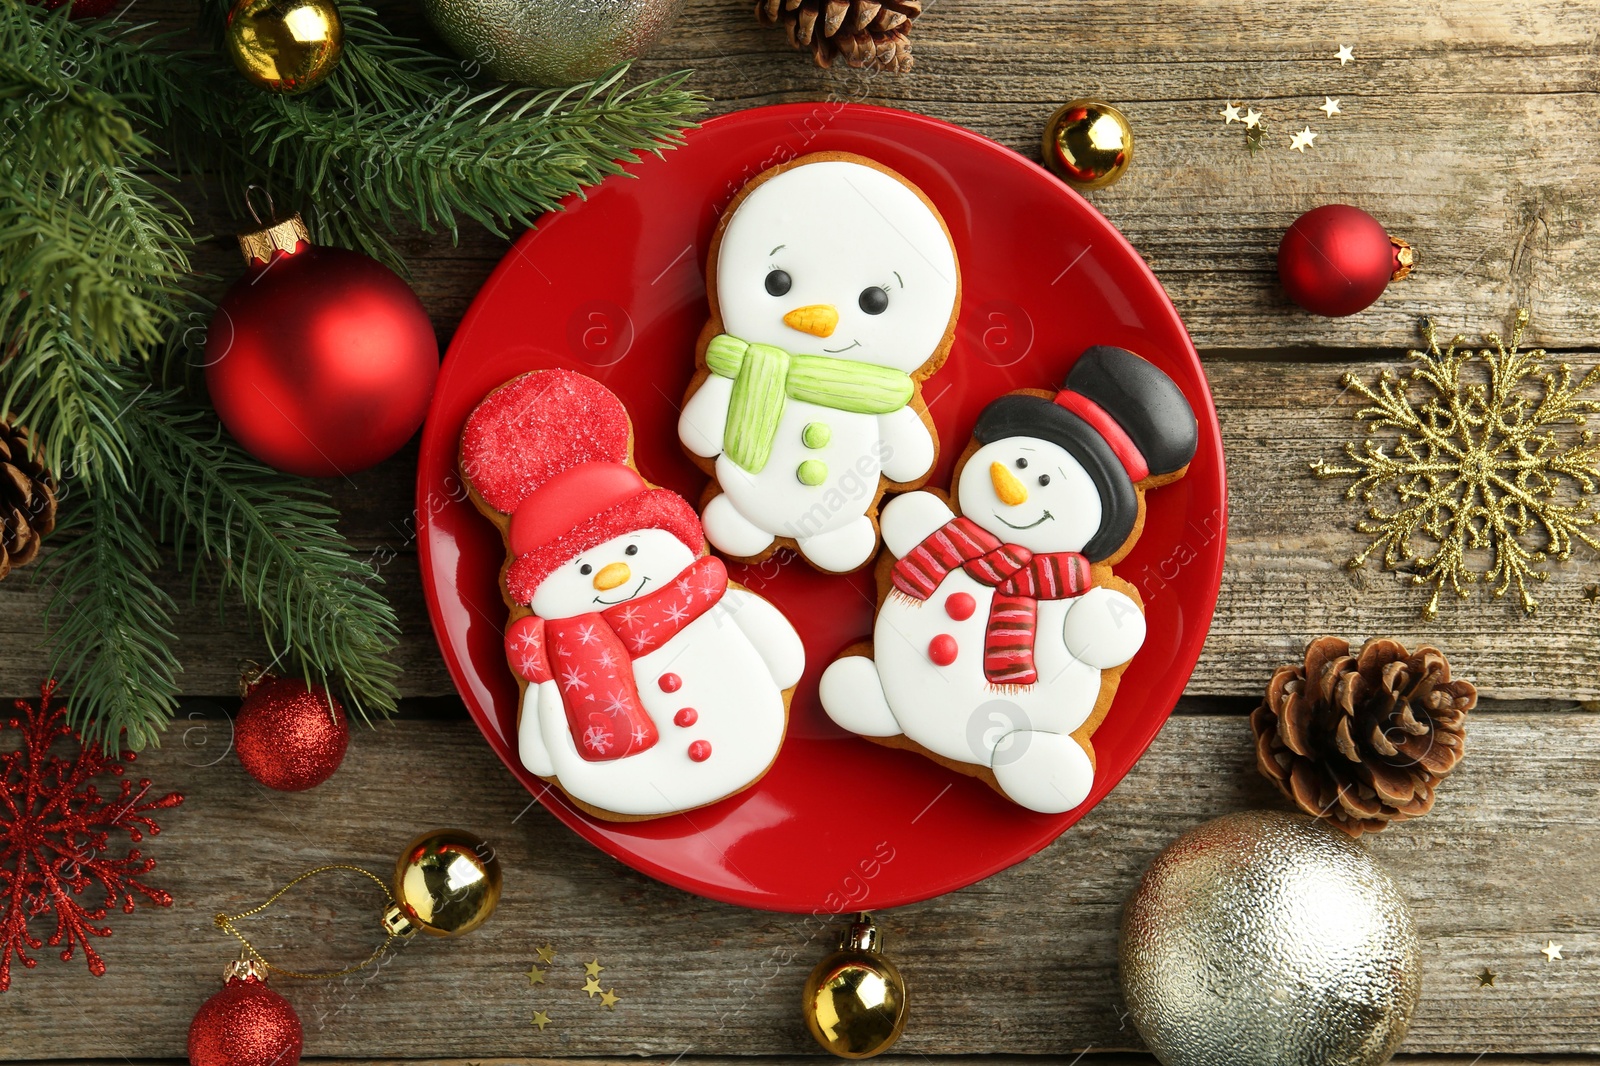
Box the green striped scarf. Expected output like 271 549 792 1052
704 334 915 474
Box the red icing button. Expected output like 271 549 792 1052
658 673 682 693
687 739 712 762
928 634 959 666
945 592 977 621
674 707 699 728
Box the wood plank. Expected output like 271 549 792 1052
8 355 1600 702
2 714 1595 1058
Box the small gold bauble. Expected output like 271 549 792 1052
1041 99 1133 191
389 828 502 938
226 0 344 95
802 914 907 1060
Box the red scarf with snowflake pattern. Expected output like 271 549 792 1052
890 516 1092 686
504 555 727 761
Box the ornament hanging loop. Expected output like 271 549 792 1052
243 185 275 227
214 864 404 980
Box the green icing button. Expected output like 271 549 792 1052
802 422 832 449
797 459 828 486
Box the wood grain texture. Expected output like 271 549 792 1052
2 716 1596 1058
7 357 1600 702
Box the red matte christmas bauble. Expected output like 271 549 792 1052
235 672 349 791
205 215 438 477
188 968 303 1066
1277 205 1413 317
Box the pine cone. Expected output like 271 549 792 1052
755 0 921 73
0 419 57 580
1252 637 1474 836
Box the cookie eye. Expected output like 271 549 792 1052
579 563 593 575
1037 474 1051 487
625 544 638 556
765 269 792 297
1015 457 1029 469
858 286 889 315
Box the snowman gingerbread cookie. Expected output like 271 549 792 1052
461 369 806 821
678 152 961 575
818 347 1198 814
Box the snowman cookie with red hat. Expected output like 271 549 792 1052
818 347 1197 814
461 369 805 820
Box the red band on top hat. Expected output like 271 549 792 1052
510 462 647 556
1052 390 1150 483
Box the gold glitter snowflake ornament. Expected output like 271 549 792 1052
1313 310 1600 618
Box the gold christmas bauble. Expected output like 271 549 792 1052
225 0 344 95
1120 811 1420 1066
802 915 907 1060
1041 99 1133 190
385 829 502 938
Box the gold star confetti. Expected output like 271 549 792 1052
1219 102 1242 124
531 1010 552 1030
1319 96 1342 118
1584 584 1600 604
600 987 621 1010
1337 44 1355 65
1542 941 1564 961
582 976 603 997
1243 107 1263 129
1289 127 1318 152
1245 125 1267 153
537 943 556 965
1477 967 1496 987
584 959 605 978
524 964 546 986
1313 310 1600 618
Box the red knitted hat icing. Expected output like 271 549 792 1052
461 369 704 605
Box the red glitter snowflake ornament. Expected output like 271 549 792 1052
0 681 184 990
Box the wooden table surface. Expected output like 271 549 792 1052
6 0 1600 1062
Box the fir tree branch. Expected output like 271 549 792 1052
44 478 184 752
134 399 403 722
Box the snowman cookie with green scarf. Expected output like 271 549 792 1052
678 152 961 574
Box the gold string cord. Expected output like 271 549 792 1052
215 864 398 980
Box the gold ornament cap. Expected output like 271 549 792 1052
1390 236 1415 282
222 951 270 984
802 914 908 1060
1042 99 1134 190
237 214 311 266
392 828 503 938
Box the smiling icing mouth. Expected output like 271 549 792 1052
823 339 862 354
996 510 1054 530
593 576 650 605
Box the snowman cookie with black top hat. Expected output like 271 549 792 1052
461 369 805 821
819 347 1198 814
678 152 961 575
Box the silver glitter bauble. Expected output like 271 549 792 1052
423 0 685 86
1119 810 1420 1066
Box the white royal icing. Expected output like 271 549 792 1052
682 159 959 572
818 433 1145 814
520 530 804 817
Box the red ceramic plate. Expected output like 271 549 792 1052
416 104 1226 913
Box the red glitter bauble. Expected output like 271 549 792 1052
1277 204 1413 318
27 0 119 18
234 674 348 792
188 972 303 1066
204 217 438 477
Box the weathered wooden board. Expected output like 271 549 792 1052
7 354 1600 703
1 715 1596 1058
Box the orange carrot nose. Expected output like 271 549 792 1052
593 562 631 591
990 462 1029 506
783 304 839 338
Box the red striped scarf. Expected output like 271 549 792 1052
890 516 1092 686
